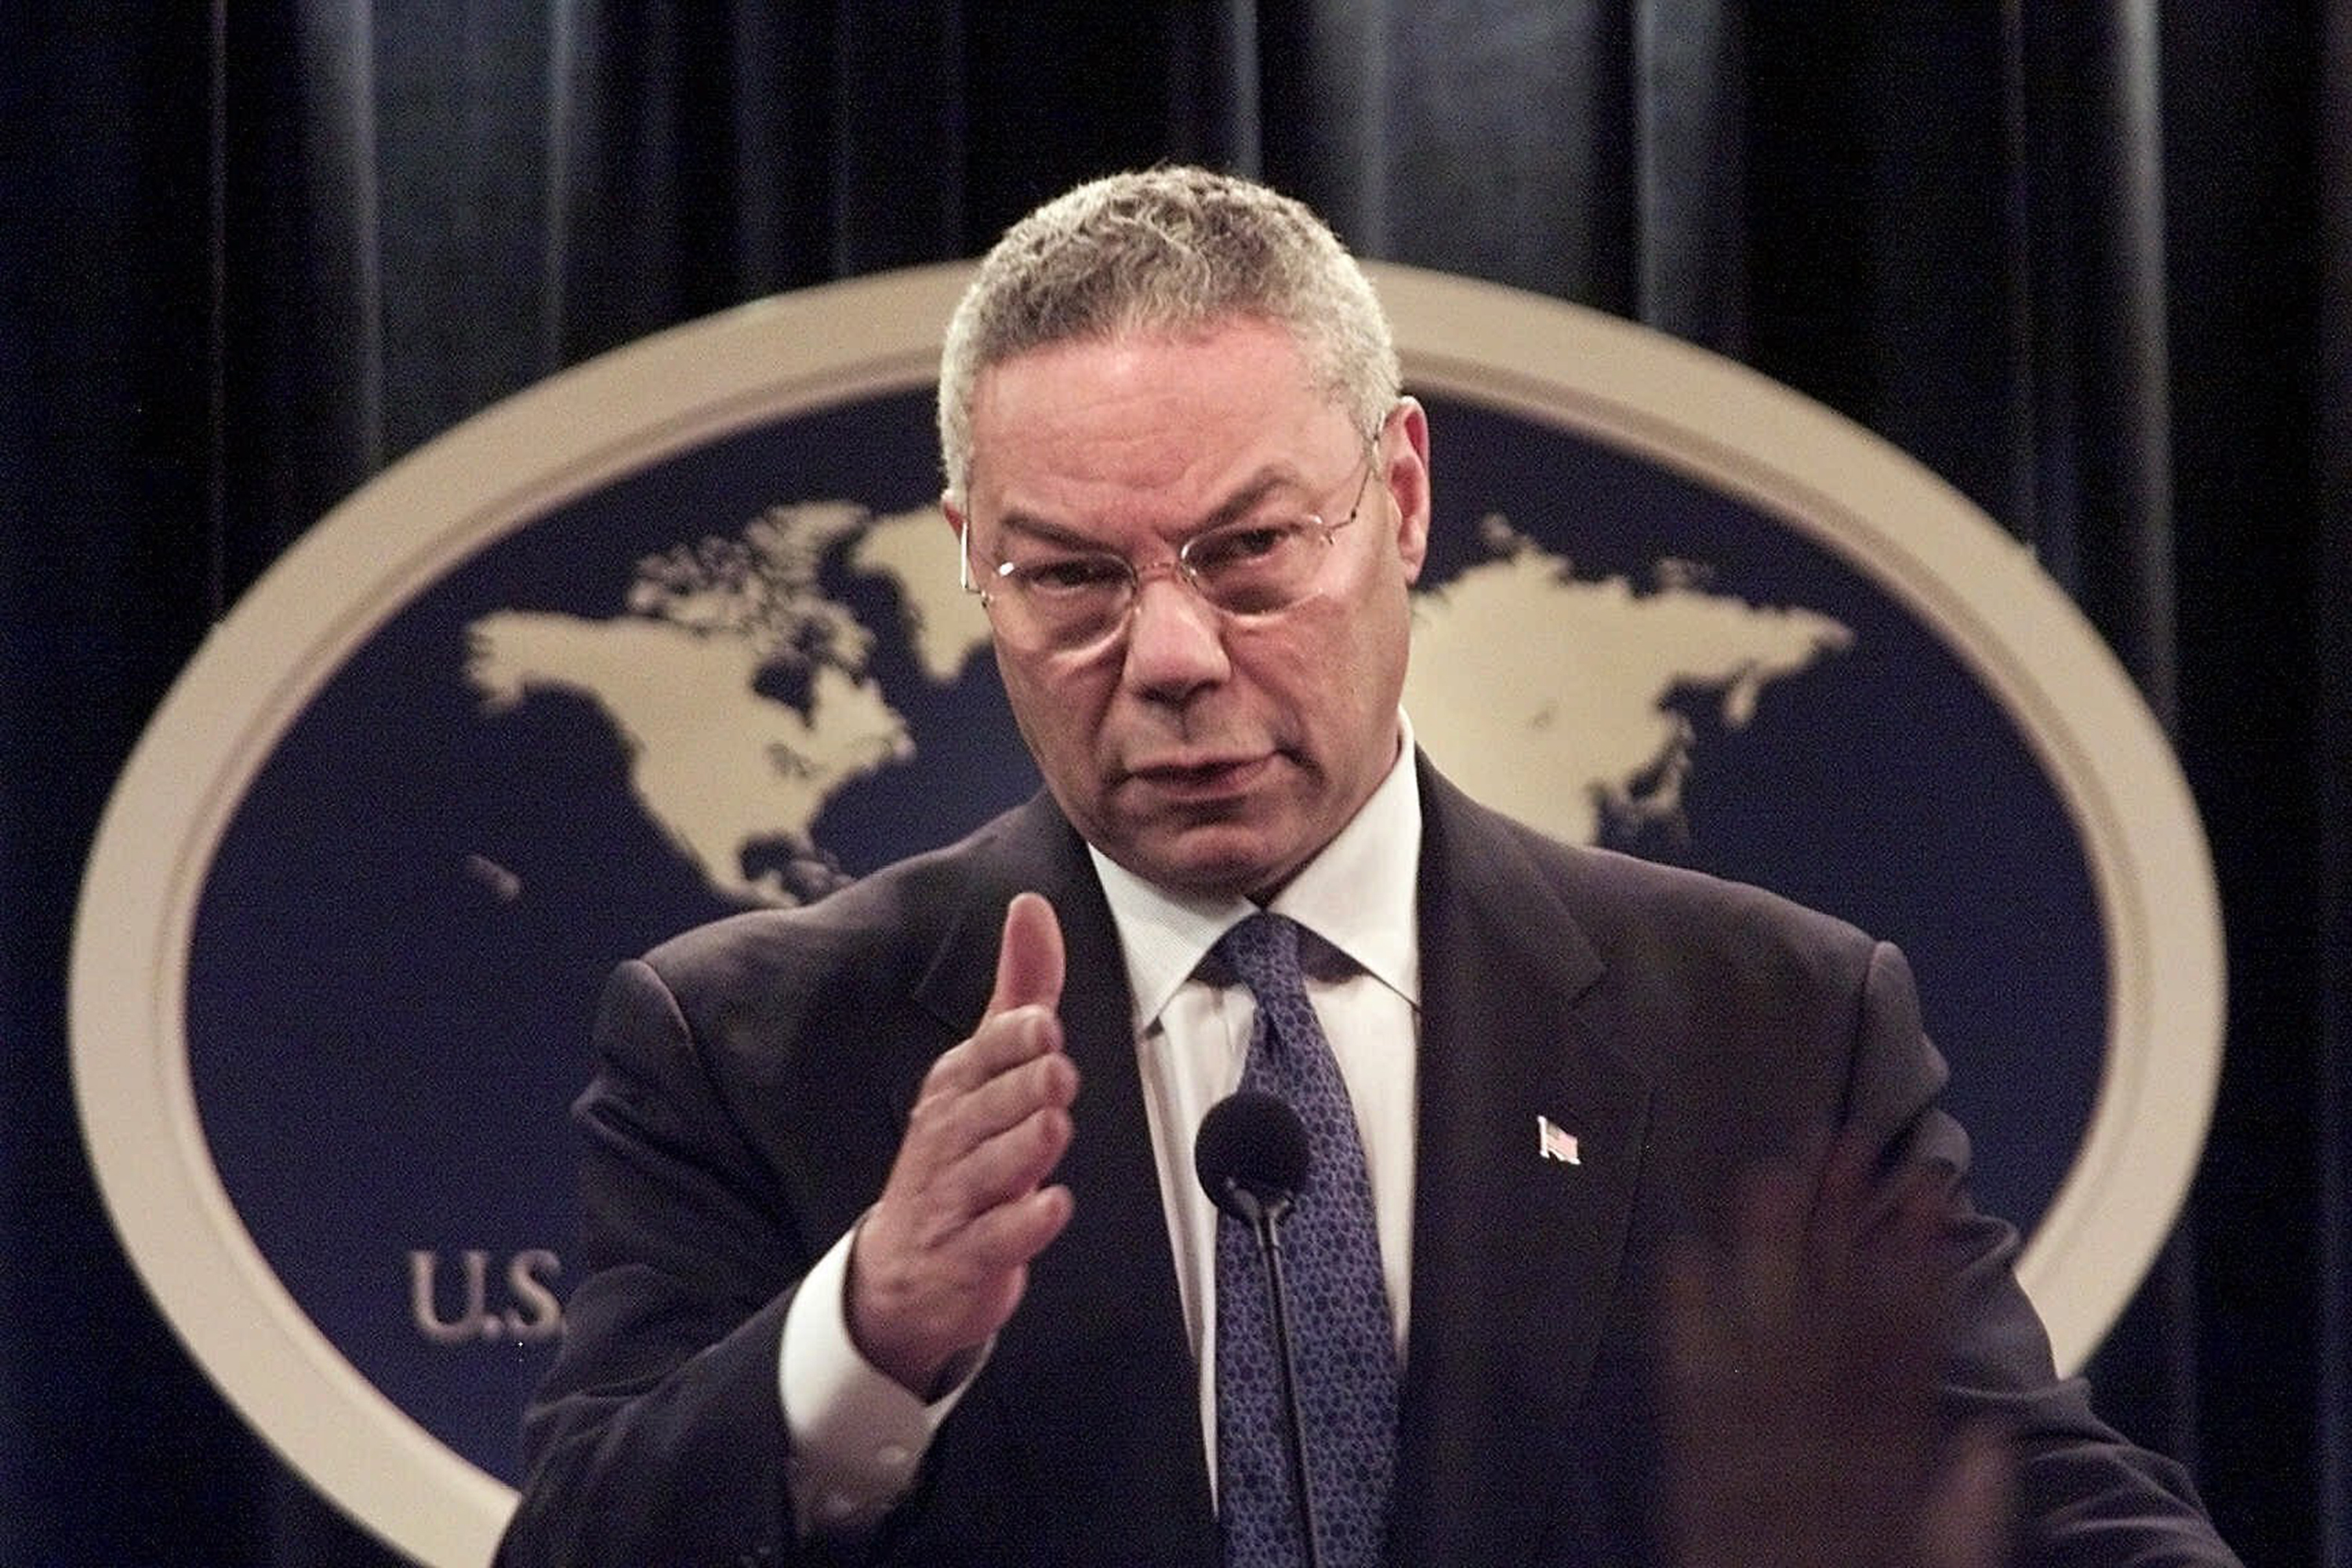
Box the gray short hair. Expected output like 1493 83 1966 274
938 166 1400 499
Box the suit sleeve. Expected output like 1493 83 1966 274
1843 941 2241 1568
495 956 860 1568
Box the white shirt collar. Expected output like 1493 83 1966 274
1090 713 1423 1031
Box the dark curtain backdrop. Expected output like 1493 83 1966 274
3 4 2343 1565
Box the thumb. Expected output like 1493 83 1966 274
987 891 1065 1019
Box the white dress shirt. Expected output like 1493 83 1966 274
779 720 1424 1532
1094 724 1422 1489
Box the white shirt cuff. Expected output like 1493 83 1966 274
778 1221 986 1537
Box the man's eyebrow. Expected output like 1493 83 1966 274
994 512 1109 551
994 466 1309 550
1197 468 1303 529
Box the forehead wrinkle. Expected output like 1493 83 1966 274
992 460 1313 554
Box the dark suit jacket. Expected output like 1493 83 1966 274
496 760 2235 1567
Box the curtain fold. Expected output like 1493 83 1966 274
1633 0 1745 350
2063 0 2178 721
220 0 383 583
4 5 2340 1563
2160 8 2325 1554
2316 4 2351 1559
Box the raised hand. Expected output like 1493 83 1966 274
1657 1135 2014 1568
847 892 1080 1397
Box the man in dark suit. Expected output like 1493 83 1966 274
495 167 2237 1567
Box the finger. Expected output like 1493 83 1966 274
1800 1132 1879 1300
921 1095 1079 1225
987 891 1065 1020
1824 1139 1951 1248
1813 1129 1876 1226
913 892 1065 1107
893 1038 1077 1208
945 1047 1080 1152
918 1002 1070 1103
1729 1157 1810 1329
951 1181 1078 1278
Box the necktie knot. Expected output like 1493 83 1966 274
1215 912 1309 1007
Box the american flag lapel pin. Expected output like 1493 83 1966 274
1537 1115 1581 1166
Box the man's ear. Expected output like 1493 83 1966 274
943 492 976 591
1386 397 1433 584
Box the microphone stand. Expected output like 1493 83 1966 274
1227 1181 1325 1568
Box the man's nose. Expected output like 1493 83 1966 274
1119 572 1229 700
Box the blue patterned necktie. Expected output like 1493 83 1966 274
1214 912 1399 1568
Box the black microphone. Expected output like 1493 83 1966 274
1195 1089 1311 1224
1194 1091 1324 1568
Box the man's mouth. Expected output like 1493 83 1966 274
1123 752 1274 800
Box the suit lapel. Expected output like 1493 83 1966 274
1388 764 1653 1565
910 795 1218 1564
